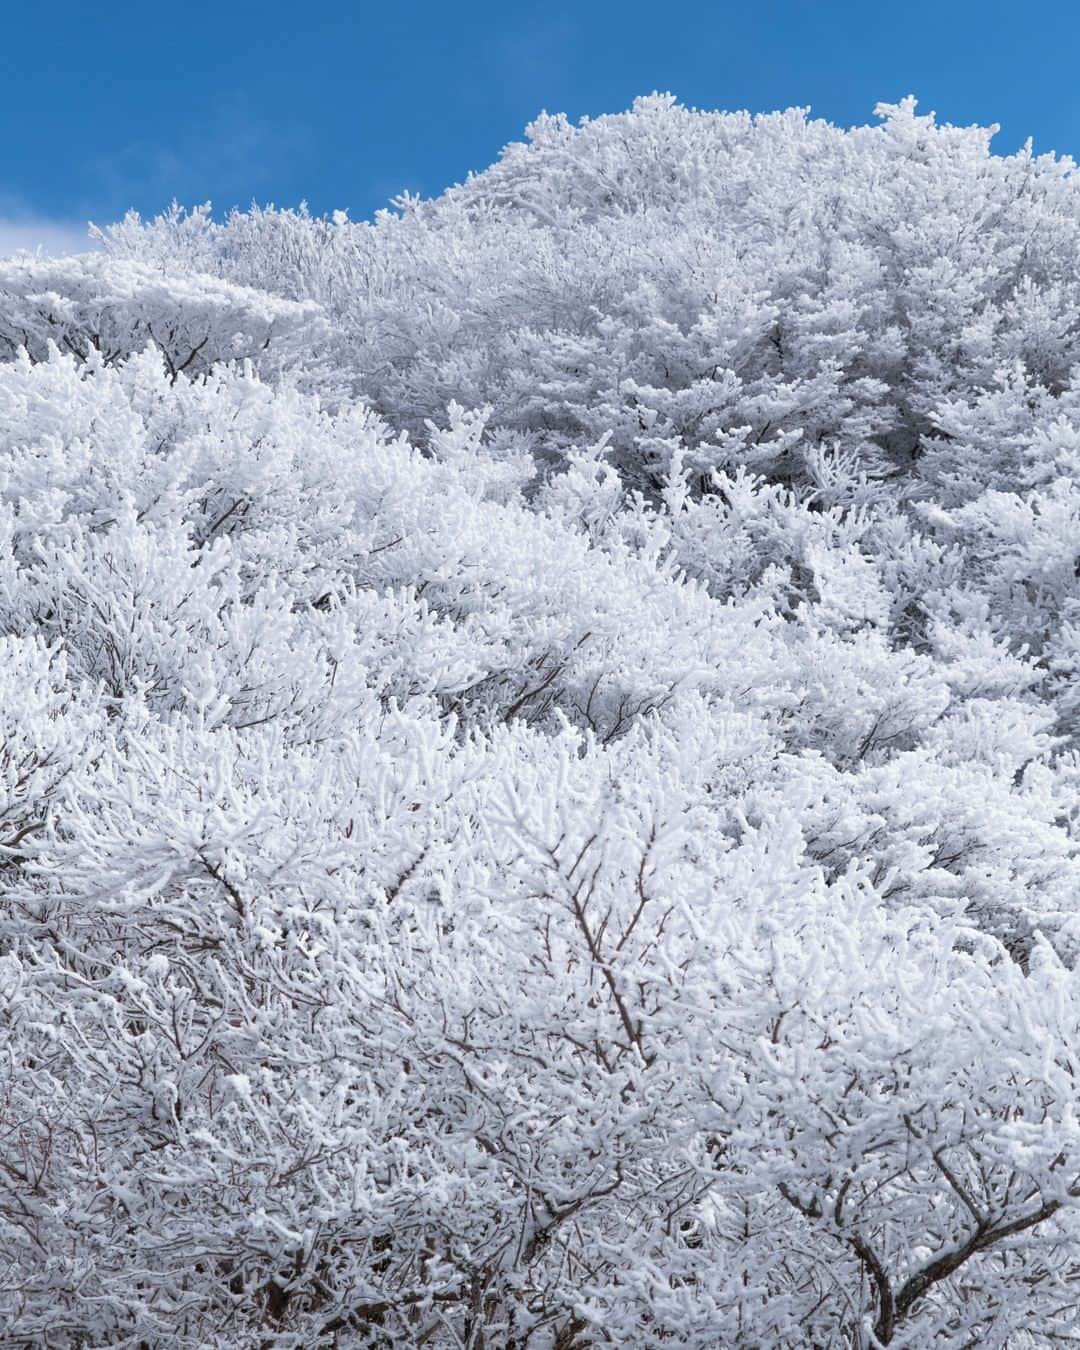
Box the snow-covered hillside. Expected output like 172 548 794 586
3 96 1080 1345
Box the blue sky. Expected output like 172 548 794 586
2 1 1077 251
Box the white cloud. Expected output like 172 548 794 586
0 216 96 257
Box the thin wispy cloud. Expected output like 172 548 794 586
0 215 95 257
86 106 310 218
488 14 580 92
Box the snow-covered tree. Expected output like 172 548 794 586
4 95 1080 1345
0 252 322 379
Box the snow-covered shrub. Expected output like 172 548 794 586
4 96 1080 1345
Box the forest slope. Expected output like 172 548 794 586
2 97 1080 1345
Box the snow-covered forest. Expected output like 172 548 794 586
4 94 1080 1346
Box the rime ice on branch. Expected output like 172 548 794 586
3 97 1080 1346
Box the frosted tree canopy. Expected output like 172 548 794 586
4 95 1080 1345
